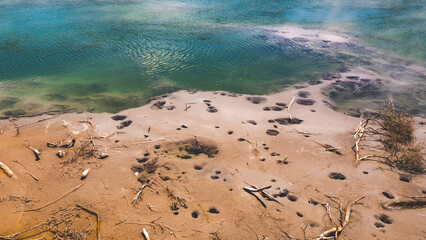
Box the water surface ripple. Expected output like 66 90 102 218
0 0 424 117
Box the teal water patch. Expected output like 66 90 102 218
0 0 424 117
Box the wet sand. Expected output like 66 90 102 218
0 67 425 239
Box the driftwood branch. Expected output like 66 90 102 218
243 183 282 206
0 162 17 179
315 196 365 240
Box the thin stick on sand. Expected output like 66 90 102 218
23 183 85 212
285 96 297 120
0 221 49 239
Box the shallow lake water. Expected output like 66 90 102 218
0 0 425 117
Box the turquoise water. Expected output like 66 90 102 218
0 0 425 116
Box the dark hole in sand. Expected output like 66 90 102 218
211 175 219 180
275 118 303 125
229 188 233 191
172 139 219 158
363 171 368 174
268 119 275 123
247 120 257 125
276 102 287 107
287 195 298 202
215 170 221 174
374 222 385 228
111 115 127 121
167 106 175 110
173 212 179 215
191 211 199 218
154 145 161 149
137 157 149 163
278 189 289 197
246 96 266 104
422 190 426 194
346 76 359 80
378 214 392 224
228 131 234 135
297 91 311 98
399 175 411 182
296 99 316 106
266 129 279 136
181 125 188 128
387 200 426 209
271 106 283 111
208 207 220 214
296 212 303 217
194 165 203 170
263 107 271 111
309 223 319 228
264 147 269 150
208 107 218 113
203 100 211 103
329 172 346 180
271 152 280 156
382 191 394 199
117 120 133 129
308 199 318 205
152 100 166 109
323 73 342 80
271 179 276 182
308 80 323 85
215 126 220 128
178 155 192 159
260 158 265 161
238 138 246 141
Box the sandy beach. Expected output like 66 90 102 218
0 66 425 240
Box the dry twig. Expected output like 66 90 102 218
23 184 85 212
132 185 146 205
